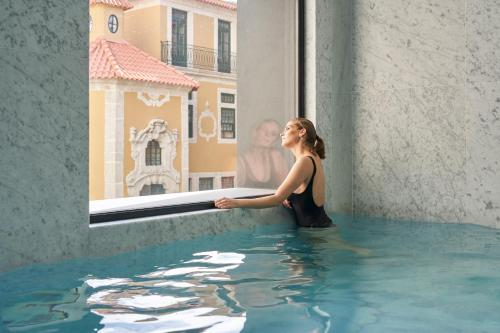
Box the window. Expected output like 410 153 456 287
145 140 161 166
108 15 118 33
218 90 236 142
199 177 213 191
172 9 187 67
88 0 299 213
218 20 231 73
188 91 196 141
221 176 234 189
221 93 235 104
140 184 166 196
221 108 235 139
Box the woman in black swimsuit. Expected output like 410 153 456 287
215 118 332 228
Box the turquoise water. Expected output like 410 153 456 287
1 216 500 332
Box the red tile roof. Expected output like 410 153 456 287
196 0 237 11
90 38 199 89
89 0 134 10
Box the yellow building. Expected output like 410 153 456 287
89 0 238 199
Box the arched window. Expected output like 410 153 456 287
108 15 118 33
145 140 161 166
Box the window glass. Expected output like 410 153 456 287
145 140 161 166
218 20 231 73
221 93 235 104
199 177 214 191
108 15 118 33
188 105 194 138
172 9 187 67
89 0 297 202
221 176 235 188
221 108 235 139
140 184 166 196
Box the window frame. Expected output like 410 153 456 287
108 14 119 33
217 88 237 144
89 1 305 224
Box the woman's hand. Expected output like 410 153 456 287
282 199 292 209
214 197 240 209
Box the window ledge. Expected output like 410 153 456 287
89 188 275 224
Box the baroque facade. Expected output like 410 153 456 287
89 0 237 200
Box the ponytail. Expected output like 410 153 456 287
314 135 326 159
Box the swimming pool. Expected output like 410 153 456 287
1 215 500 332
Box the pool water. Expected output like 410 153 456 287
1 215 500 332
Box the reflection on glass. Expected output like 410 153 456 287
237 119 288 188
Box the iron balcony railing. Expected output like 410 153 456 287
161 41 237 74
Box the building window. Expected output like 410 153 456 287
218 20 231 73
188 105 194 138
188 177 192 192
172 9 187 67
145 140 161 166
108 15 118 33
140 184 166 196
221 108 235 139
218 90 236 142
221 176 234 189
221 93 235 104
199 177 213 191
188 91 196 140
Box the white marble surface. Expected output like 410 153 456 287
352 0 500 228
315 0 353 214
465 81 500 228
353 0 466 92
90 188 275 214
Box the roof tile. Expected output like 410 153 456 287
90 38 199 89
89 0 134 10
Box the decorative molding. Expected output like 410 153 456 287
137 92 171 107
198 101 217 142
126 119 180 196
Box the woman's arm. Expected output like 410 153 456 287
214 157 311 209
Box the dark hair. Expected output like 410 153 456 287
292 117 326 159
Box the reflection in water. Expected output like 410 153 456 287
1 288 88 331
1 229 368 333
87 251 247 333
237 119 288 188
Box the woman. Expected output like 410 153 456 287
237 119 288 188
215 118 332 228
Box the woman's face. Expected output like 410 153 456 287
255 121 281 147
280 121 301 148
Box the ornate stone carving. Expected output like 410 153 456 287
137 92 171 107
198 101 217 142
126 119 180 196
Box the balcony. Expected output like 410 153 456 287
161 41 237 75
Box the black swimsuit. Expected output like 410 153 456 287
287 156 332 228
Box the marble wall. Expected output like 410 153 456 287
352 0 500 228
0 0 90 270
311 0 353 214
